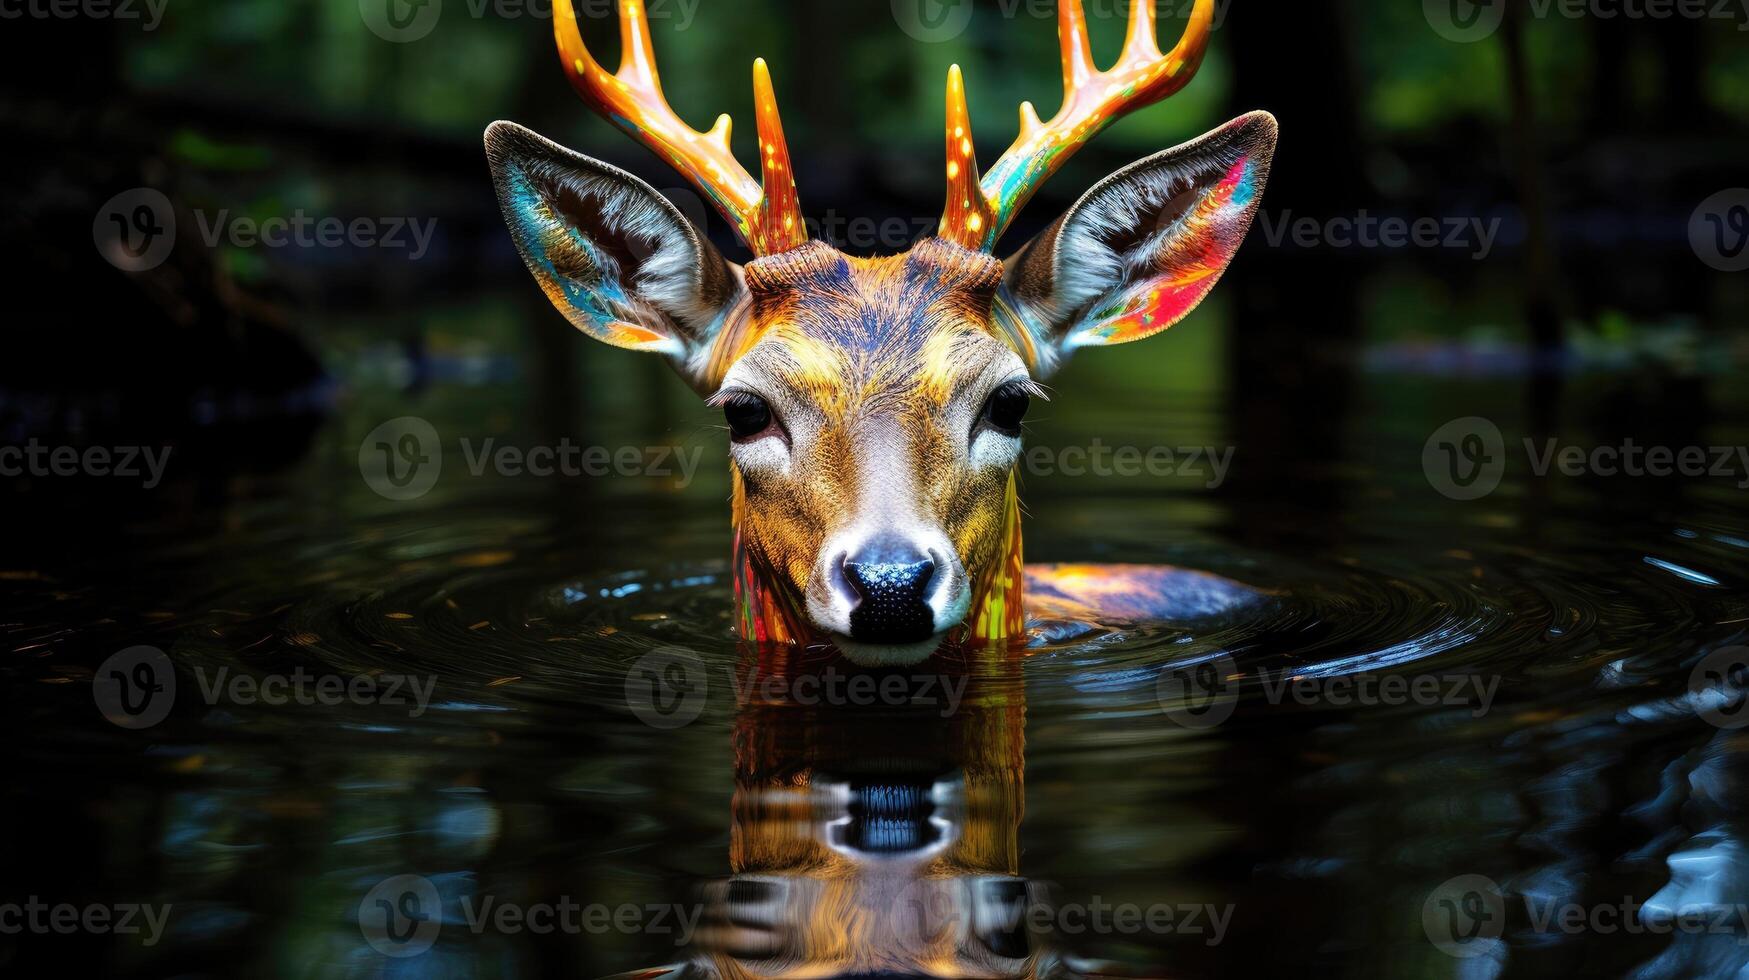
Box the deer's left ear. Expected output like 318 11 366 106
997 111 1276 375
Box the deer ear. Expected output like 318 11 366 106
997 111 1276 375
485 120 744 383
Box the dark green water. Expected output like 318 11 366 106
7 362 1749 979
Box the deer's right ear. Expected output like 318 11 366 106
485 121 745 385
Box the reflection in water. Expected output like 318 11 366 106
692 657 1033 978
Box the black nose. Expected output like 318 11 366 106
842 537 937 644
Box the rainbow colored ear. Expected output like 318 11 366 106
485 121 743 377
996 112 1276 374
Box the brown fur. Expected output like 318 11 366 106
720 239 1023 616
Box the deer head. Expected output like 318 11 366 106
486 0 1276 666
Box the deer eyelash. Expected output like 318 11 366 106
707 388 761 409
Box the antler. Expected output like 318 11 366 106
940 0 1216 252
554 0 807 256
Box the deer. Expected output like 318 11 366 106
486 0 1276 668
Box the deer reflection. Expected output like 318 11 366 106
689 654 1036 979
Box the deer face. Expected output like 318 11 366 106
485 0 1276 665
720 239 1032 664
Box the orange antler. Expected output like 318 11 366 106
554 0 807 256
939 0 1216 251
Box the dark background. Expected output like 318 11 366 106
2 0 1744 541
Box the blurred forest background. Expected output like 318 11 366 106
1 0 1746 551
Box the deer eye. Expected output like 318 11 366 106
722 393 774 441
980 382 1031 438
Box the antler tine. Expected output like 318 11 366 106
1059 0 1098 87
553 0 807 256
939 0 1216 252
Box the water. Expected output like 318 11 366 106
7 367 1749 978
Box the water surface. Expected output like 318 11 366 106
7 371 1749 978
